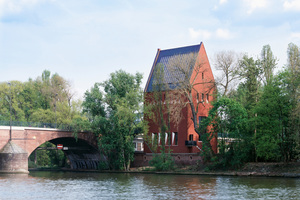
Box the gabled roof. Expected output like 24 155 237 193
145 43 202 93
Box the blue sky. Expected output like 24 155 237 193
1 0 300 98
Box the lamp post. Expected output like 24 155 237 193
8 82 12 141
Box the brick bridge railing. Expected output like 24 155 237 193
0 125 97 156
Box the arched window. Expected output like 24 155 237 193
172 132 178 145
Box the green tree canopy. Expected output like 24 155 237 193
0 70 82 128
81 70 143 170
202 97 251 168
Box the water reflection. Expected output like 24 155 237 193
0 172 299 200
215 176 300 200
139 174 217 199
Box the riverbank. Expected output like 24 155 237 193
29 162 300 178
128 162 300 178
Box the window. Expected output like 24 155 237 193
165 133 171 146
202 72 204 79
158 133 161 145
189 134 193 141
206 93 209 102
202 93 204 102
152 133 158 145
134 142 137 151
199 116 207 126
141 143 144 151
152 133 155 144
198 116 207 137
172 132 178 145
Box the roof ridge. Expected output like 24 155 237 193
159 43 202 52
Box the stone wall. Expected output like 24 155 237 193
132 152 202 168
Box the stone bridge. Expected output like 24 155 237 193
0 126 105 173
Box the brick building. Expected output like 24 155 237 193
143 42 217 157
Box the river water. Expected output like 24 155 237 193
0 171 299 200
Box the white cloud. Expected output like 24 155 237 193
0 0 43 16
219 0 228 5
189 28 212 40
283 0 300 11
215 28 232 39
213 0 228 10
189 28 233 40
244 0 268 14
291 32 300 39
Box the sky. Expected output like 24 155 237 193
1 0 300 99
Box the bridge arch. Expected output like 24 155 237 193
49 137 101 169
0 127 106 170
26 128 106 170
23 128 98 155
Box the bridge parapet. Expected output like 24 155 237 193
0 121 73 131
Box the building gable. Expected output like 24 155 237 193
143 42 217 155
144 43 202 93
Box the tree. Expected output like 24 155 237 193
0 81 26 122
82 70 143 171
254 76 289 161
286 43 300 160
214 51 241 96
202 97 251 168
238 55 262 161
0 70 80 127
30 109 56 124
102 69 142 110
22 79 40 121
239 55 261 112
81 83 106 125
0 83 12 121
144 63 175 171
259 45 277 85
165 52 215 140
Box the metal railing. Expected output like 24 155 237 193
0 121 73 131
185 140 197 147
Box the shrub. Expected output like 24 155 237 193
149 153 175 171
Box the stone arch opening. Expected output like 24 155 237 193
29 137 107 170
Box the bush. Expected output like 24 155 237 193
98 161 109 170
149 153 175 171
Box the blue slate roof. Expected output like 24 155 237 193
145 43 202 92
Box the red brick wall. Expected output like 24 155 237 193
0 127 97 156
132 153 203 167
144 43 217 154
144 92 193 154
187 43 217 154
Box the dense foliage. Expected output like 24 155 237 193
0 70 83 127
205 43 300 168
80 70 143 171
1 70 83 168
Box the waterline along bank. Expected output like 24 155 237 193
28 162 300 178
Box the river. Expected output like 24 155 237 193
0 171 299 200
